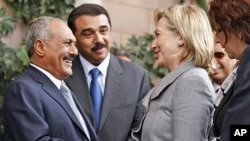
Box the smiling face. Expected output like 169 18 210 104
73 14 111 66
151 17 183 71
31 20 78 80
210 42 237 85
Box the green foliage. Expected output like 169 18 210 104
196 0 208 13
112 34 167 86
0 43 29 100
4 0 75 24
0 8 15 37
0 6 28 98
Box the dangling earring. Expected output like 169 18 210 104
239 33 243 40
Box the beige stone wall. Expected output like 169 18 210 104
1 0 181 48
102 0 179 46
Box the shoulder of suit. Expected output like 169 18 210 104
115 57 146 72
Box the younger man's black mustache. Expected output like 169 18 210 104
91 43 107 51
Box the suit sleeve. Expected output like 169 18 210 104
172 72 214 141
2 81 64 141
127 69 151 140
137 69 151 101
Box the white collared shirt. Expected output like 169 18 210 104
212 82 221 96
79 53 110 95
30 63 61 89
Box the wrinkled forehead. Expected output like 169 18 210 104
50 20 76 40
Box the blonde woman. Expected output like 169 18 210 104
138 3 215 141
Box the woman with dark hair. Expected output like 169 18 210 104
209 0 250 141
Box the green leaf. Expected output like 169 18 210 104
0 8 6 16
0 9 15 36
5 0 75 24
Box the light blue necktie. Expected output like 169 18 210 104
90 68 103 132
60 81 90 139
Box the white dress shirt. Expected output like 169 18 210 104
79 53 110 95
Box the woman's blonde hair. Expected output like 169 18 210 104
154 3 214 72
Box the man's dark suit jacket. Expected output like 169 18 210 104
2 65 98 141
65 54 151 141
221 45 250 141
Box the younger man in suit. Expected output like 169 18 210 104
2 16 97 141
66 3 151 141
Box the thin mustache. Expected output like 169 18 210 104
91 43 107 51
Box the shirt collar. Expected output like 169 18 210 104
79 53 110 76
30 63 62 89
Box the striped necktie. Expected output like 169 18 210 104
60 81 90 139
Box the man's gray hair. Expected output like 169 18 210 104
25 16 64 58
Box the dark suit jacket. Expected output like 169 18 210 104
65 54 151 141
213 82 235 137
2 65 98 141
221 45 250 141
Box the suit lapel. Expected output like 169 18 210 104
65 56 95 125
66 55 124 133
150 61 195 100
72 92 98 141
98 55 123 131
28 66 87 135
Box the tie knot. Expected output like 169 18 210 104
90 68 100 79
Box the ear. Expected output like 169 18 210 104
177 35 184 47
34 39 46 57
